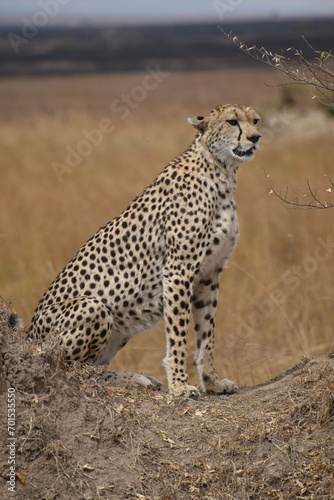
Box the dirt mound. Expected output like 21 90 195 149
0 303 333 500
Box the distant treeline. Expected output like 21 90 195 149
1 18 334 76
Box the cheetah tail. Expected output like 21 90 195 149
8 313 24 331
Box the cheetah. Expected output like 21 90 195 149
29 104 261 399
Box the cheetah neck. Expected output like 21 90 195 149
188 136 240 195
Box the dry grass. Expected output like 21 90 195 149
1 68 334 388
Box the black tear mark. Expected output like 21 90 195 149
236 122 242 142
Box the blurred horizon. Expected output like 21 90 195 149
1 14 334 29
1 0 334 26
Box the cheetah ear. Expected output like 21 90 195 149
188 115 208 133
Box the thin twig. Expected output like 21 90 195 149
268 177 334 210
220 29 334 103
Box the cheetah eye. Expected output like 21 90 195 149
253 118 260 125
197 116 205 120
226 119 238 126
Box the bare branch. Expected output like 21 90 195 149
223 29 334 210
268 177 334 210
220 29 334 103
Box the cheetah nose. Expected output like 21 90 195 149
248 133 261 144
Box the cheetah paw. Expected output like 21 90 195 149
206 378 238 395
103 371 163 391
170 384 201 400
144 375 164 391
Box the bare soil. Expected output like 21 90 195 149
0 303 333 500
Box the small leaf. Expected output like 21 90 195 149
16 471 26 485
319 51 331 66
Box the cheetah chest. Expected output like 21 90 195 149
199 202 239 278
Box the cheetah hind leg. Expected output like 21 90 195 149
30 298 163 391
103 371 163 391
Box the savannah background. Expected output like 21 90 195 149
1 34 334 388
0 4 334 499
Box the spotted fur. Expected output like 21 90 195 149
29 104 261 399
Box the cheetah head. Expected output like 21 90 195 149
188 104 261 164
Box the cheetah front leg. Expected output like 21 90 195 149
163 268 201 400
192 271 238 395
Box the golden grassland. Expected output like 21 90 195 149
0 67 333 388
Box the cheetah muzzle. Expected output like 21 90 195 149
29 104 261 400
233 145 255 158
